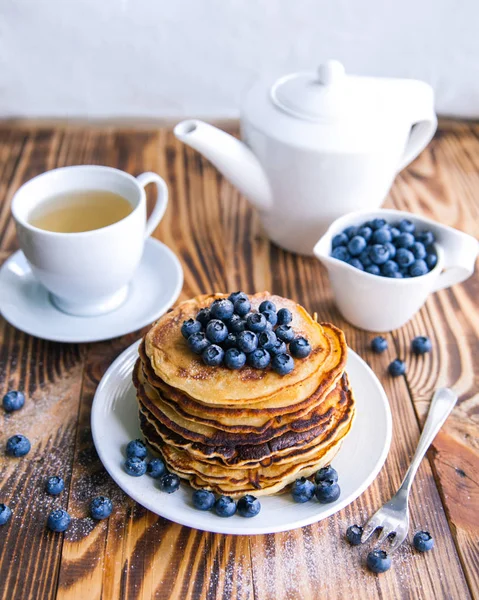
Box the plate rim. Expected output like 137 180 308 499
0 238 184 343
91 338 392 535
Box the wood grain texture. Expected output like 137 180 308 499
0 121 478 600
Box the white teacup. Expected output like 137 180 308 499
12 165 168 316
314 209 478 331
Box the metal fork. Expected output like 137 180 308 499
361 387 457 552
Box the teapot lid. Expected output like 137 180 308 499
271 60 350 121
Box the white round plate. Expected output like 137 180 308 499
91 340 392 535
0 238 183 343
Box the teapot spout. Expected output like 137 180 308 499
174 120 272 211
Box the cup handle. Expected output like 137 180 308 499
431 228 479 292
136 172 169 238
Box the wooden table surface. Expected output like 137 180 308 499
0 121 478 600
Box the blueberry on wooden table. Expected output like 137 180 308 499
315 466 338 483
346 524 363 546
6 434 31 457
159 472 180 493
367 549 391 573
388 359 406 377
192 489 216 511
126 439 147 460
0 503 12 525
47 509 71 532
411 336 432 355
214 496 237 517
2 390 25 412
413 530 434 552
90 496 113 520
237 495 261 518
315 479 341 504
291 477 315 503
147 457 166 478
45 476 65 496
124 456 147 477
371 336 388 353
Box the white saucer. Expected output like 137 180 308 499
0 239 183 343
91 340 392 535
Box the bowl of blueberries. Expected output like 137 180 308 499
314 209 478 331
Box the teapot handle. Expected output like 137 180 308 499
397 81 437 172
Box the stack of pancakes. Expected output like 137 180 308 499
134 293 355 497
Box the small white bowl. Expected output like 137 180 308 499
314 209 478 331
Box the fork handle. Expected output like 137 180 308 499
400 388 457 494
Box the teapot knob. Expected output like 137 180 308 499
317 60 345 86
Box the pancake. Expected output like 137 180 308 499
144 293 332 405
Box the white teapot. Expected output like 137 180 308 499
174 60 437 255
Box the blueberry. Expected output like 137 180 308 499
411 241 427 260
426 253 438 270
237 495 261 518
229 315 246 334
269 339 287 356
276 325 294 343
346 524 363 546
181 319 202 339
396 248 415 267
409 259 428 277
126 439 147 459
192 489 216 511
411 336 432 354
202 344 225 366
187 332 211 355
224 348 247 370
290 337 311 359
262 309 278 327
147 457 166 478
399 219 416 234
369 245 390 265
371 336 388 353
348 235 367 256
234 296 251 317
315 480 341 503
385 242 396 259
259 300 276 313
381 260 399 277
258 329 277 350
395 232 415 248
206 319 229 344
124 456 147 477
344 225 359 239
214 496 237 517
2 390 25 412
394 271 404 278
0 504 12 525
398 266 409 277
315 466 338 483
196 307 211 327
6 434 30 457
159 472 180 493
365 264 380 275
332 233 349 248
331 246 351 262
223 333 237 349
236 330 258 354
272 353 295 375
90 496 113 520
417 230 435 246
371 218 387 230
348 258 364 271
247 348 271 369
366 549 391 573
276 308 293 326
45 476 65 496
372 227 392 245
210 299 234 321
246 312 267 333
357 226 373 242
359 249 372 267
390 226 401 240
228 291 248 304
413 530 434 552
291 477 315 503
47 509 71 532
388 359 406 376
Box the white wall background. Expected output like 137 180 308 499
1 0 478 119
